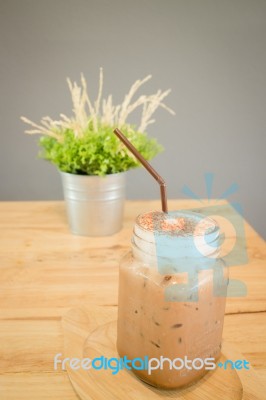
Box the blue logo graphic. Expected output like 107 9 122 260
217 359 249 370
54 353 250 374
152 173 248 301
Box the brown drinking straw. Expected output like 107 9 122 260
114 128 168 213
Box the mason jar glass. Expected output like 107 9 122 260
117 210 228 389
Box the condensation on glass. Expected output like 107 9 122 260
117 211 228 389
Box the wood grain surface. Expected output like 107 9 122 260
0 200 265 399
62 306 266 400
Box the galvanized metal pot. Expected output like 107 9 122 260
60 171 126 236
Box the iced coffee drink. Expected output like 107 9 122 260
117 211 228 389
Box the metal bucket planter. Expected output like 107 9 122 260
60 171 126 236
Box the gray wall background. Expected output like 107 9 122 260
0 0 265 238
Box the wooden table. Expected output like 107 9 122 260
0 200 265 399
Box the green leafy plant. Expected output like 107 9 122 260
21 69 175 176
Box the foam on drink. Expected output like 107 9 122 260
117 210 227 389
